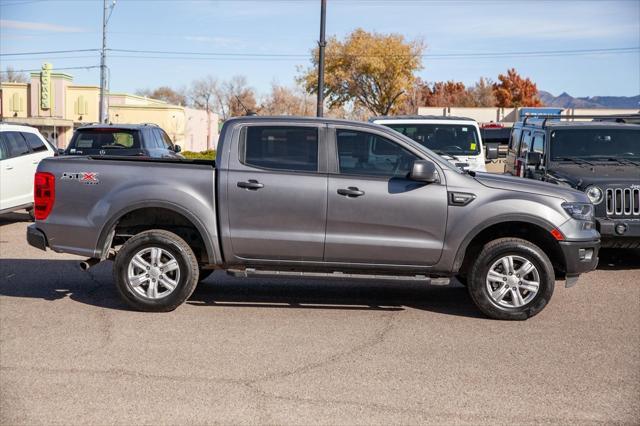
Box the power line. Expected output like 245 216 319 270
107 46 639 60
0 49 101 57
0 65 101 74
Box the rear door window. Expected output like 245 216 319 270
243 126 319 172
519 130 532 156
2 131 31 158
22 132 48 153
532 133 545 153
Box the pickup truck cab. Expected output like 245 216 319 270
27 117 600 320
505 117 640 248
372 116 491 172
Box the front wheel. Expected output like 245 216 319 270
113 229 199 312
467 238 555 320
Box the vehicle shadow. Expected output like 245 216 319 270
597 248 640 270
0 211 32 226
0 259 483 318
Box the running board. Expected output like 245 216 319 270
226 268 450 285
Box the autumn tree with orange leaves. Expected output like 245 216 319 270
493 68 542 107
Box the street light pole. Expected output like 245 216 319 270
99 0 115 123
316 0 327 117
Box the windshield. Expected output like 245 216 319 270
69 129 141 151
550 128 640 160
383 123 481 156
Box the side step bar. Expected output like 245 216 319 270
226 268 450 285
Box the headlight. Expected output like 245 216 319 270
585 186 603 204
562 202 594 221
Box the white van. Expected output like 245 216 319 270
0 124 56 217
373 116 488 172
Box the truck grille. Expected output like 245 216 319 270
605 187 640 216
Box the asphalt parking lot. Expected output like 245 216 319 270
1 211 639 425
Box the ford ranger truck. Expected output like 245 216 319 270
27 117 600 320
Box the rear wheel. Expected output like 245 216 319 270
467 238 554 320
114 229 199 312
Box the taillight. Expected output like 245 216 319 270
34 172 55 220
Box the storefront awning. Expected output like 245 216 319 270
2 117 74 127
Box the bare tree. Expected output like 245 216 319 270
136 86 188 106
260 83 314 116
220 76 258 118
0 66 28 83
190 76 219 150
469 77 497 107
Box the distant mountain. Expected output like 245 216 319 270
539 91 640 109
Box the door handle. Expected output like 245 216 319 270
337 187 365 197
5 166 14 170
237 180 264 190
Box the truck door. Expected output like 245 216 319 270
323 127 447 266
223 124 327 261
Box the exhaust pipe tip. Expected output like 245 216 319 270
79 258 100 271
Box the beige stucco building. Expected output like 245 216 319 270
0 64 218 152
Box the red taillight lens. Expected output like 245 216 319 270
34 172 55 220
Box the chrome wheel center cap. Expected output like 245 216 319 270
149 267 161 279
507 276 519 286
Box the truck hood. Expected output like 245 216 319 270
473 172 587 202
547 163 640 189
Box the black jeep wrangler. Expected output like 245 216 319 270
505 116 640 248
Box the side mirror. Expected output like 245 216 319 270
485 143 499 160
526 151 542 167
173 144 182 153
410 160 438 183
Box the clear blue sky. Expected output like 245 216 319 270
1 0 639 98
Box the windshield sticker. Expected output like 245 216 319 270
462 127 468 132
470 143 477 150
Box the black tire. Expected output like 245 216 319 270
467 237 555 320
113 229 199 312
198 268 214 283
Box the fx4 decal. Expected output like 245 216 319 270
61 172 100 185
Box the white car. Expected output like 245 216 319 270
0 124 57 217
373 116 489 172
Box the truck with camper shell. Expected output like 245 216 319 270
27 116 600 320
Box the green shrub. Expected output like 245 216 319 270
182 150 216 160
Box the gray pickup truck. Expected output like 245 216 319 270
27 117 600 320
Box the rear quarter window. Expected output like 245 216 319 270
22 132 48 153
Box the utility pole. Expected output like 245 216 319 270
99 0 115 123
316 0 327 117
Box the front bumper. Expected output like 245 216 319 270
26 224 48 251
559 239 600 286
597 218 640 248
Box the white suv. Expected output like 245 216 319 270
373 116 489 172
0 124 56 217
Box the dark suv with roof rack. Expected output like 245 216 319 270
505 115 640 248
65 123 183 159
